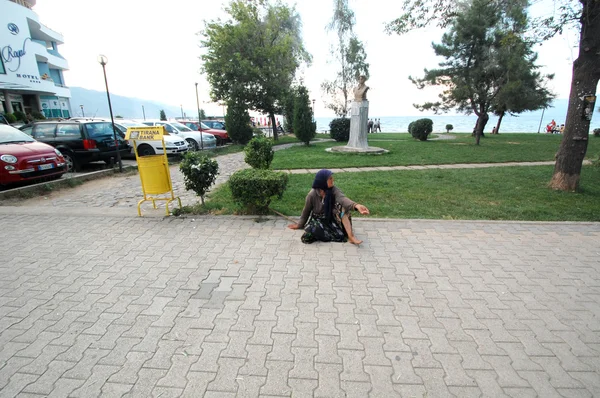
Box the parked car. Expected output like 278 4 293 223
110 120 189 157
0 124 67 187
141 120 216 150
182 121 229 146
0 115 8 125
202 120 226 130
27 120 130 172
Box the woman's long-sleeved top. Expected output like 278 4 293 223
297 186 356 228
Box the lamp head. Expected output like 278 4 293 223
97 54 108 66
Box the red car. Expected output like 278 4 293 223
181 121 229 146
0 124 67 187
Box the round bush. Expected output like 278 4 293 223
179 152 219 205
329 118 350 142
13 110 26 122
31 111 46 120
409 118 433 141
4 113 17 123
244 136 274 169
593 128 600 137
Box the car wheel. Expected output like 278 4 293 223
61 151 78 172
215 137 223 146
138 144 155 156
186 138 199 151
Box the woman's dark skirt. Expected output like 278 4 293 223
301 203 351 244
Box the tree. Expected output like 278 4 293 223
549 1 599 190
199 109 207 120
321 0 369 117
490 9 555 133
410 0 534 145
387 0 600 190
159 110 166 121
201 0 311 141
282 86 299 134
293 85 315 145
224 98 253 144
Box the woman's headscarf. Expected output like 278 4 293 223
312 169 333 220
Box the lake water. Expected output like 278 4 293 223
315 113 600 134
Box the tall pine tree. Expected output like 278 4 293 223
293 86 315 145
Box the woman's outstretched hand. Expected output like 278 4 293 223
287 223 301 230
355 204 370 215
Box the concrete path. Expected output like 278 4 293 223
0 209 599 397
1 142 599 397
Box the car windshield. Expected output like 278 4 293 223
0 126 36 144
85 122 120 138
117 121 144 128
200 123 211 129
170 122 193 132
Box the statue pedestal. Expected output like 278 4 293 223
328 100 388 155
348 100 369 149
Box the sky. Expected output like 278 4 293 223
33 0 578 118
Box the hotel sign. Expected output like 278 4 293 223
1 37 31 72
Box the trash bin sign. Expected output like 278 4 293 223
124 126 182 216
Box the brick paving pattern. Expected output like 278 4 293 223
1 211 599 397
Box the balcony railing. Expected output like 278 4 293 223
9 0 34 9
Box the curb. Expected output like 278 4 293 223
0 165 138 201
0 206 598 225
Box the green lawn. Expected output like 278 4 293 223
190 165 600 221
200 134 309 157
270 133 600 169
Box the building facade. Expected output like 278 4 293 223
0 0 71 119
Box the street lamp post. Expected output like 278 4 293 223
97 54 122 172
195 83 204 150
311 99 315 122
180 104 184 120
142 105 146 121
80 105 85 117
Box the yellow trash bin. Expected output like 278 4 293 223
124 126 182 216
137 155 171 195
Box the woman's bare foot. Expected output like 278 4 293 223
348 236 363 245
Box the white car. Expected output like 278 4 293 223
141 120 217 151
113 120 189 157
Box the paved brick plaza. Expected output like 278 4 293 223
0 208 599 397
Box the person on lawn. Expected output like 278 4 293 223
287 169 370 245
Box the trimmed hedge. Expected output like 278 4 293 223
329 118 350 142
229 169 288 214
244 136 274 169
409 118 433 141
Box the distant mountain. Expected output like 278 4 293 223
69 87 201 120
70 86 571 121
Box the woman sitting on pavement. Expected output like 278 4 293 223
287 169 370 245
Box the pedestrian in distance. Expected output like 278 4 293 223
287 169 370 245
368 119 373 133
